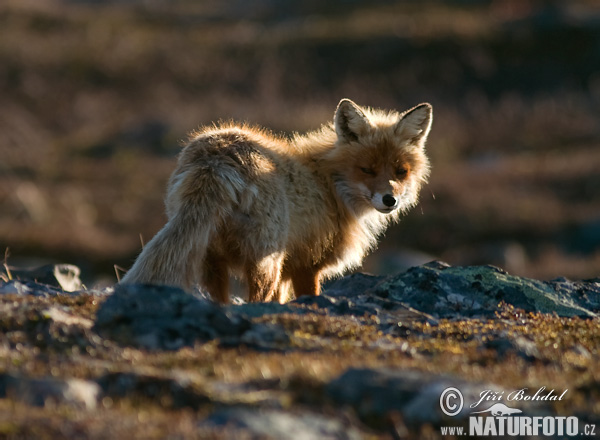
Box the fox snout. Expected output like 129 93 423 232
355 179 404 214
382 194 397 208
372 192 399 214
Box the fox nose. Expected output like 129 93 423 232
382 194 397 207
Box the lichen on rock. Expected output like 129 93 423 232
370 261 599 319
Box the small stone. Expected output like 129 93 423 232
202 408 362 440
0 374 99 409
96 372 209 409
7 264 82 292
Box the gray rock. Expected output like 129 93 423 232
94 284 289 350
322 272 384 297
7 264 82 292
484 334 543 362
202 408 363 440
326 368 450 425
97 372 209 409
0 298 97 350
370 261 599 318
224 301 302 318
239 323 291 349
297 272 435 326
0 280 66 297
0 373 99 409
326 368 526 427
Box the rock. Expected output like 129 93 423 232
550 276 600 312
97 372 209 409
201 408 363 440
0 297 97 350
297 272 436 325
370 261 599 319
483 334 543 362
7 264 82 292
94 283 239 349
0 280 35 296
238 323 290 350
225 301 302 318
0 373 99 409
325 367 528 427
94 283 289 350
326 368 465 426
322 272 384 297
93 261 600 354
0 280 66 297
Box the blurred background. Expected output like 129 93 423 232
1 0 599 286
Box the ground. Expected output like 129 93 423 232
0 263 598 439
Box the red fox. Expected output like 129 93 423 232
121 99 432 303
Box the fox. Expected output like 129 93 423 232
121 99 432 303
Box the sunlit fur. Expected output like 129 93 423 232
121 99 432 303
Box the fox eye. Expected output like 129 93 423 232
396 167 408 177
359 167 376 175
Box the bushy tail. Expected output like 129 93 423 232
119 208 212 288
120 169 241 289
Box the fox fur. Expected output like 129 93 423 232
121 99 432 303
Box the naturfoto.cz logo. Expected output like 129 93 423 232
439 386 596 437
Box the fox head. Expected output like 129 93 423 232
326 99 432 217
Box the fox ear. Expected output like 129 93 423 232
334 99 370 142
396 103 432 146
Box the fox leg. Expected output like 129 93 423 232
273 279 293 304
291 267 321 297
202 251 229 303
245 254 284 303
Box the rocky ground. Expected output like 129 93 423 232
0 262 599 439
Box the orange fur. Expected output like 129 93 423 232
121 99 432 303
